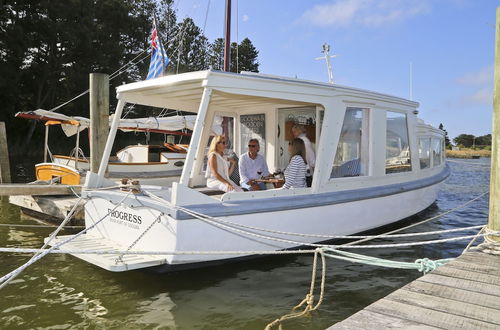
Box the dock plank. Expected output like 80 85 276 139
449 252 500 275
420 273 500 297
430 265 500 286
366 298 498 329
329 309 438 329
403 280 500 310
388 287 500 325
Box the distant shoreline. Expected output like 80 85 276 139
446 148 491 158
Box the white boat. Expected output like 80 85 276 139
49 70 449 272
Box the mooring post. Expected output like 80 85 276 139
89 73 109 174
489 6 500 241
0 122 12 183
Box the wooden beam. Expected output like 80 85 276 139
0 184 81 196
0 122 11 183
489 6 500 240
89 73 109 174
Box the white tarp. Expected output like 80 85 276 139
26 109 222 137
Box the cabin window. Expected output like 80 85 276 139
419 138 431 169
431 138 442 166
386 112 412 174
331 107 367 178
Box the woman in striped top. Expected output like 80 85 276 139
282 138 307 189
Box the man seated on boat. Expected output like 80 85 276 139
206 135 244 192
291 124 315 187
239 138 270 191
281 138 307 189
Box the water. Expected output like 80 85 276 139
0 159 490 329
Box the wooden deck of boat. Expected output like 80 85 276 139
329 251 500 329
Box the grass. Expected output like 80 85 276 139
446 148 491 158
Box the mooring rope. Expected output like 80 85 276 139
264 246 452 329
461 226 486 254
143 190 488 242
0 196 86 289
265 248 326 330
175 204 499 250
0 191 131 289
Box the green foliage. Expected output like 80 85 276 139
438 123 452 148
453 133 491 149
230 38 259 73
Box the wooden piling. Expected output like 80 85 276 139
489 6 500 241
89 73 109 174
0 122 12 184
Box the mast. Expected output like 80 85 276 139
223 0 231 72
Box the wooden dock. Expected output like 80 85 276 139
9 195 84 225
329 251 500 329
0 183 82 196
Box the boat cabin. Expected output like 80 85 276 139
92 70 445 204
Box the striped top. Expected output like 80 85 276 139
283 155 307 189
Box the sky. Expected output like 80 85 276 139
174 0 498 140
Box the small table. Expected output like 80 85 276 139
255 178 285 189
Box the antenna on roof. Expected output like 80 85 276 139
315 43 337 84
409 61 413 100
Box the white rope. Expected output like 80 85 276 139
146 190 487 241
461 226 485 254
175 205 499 250
0 247 317 256
140 190 493 250
0 192 131 289
344 191 489 247
179 206 484 239
0 196 86 289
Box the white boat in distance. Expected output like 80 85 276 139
50 70 449 272
15 110 215 185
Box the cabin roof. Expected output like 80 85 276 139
116 70 419 113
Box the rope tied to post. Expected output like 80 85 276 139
265 248 326 330
414 258 442 274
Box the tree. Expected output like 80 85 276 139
208 38 224 70
453 134 475 148
438 123 452 149
0 0 159 153
231 38 259 73
167 17 209 74
475 134 491 147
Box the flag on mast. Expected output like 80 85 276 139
146 20 169 80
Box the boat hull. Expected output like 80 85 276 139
77 175 443 271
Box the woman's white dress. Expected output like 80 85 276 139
206 152 243 192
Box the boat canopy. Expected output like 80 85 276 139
114 70 419 113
